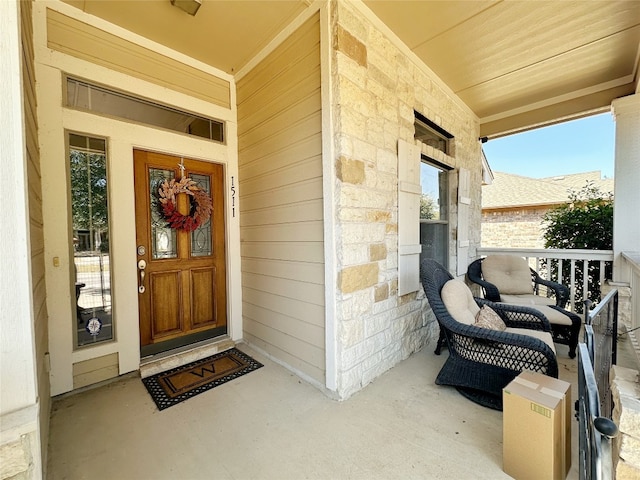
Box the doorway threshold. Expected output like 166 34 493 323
140 336 235 378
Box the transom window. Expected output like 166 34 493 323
65 77 224 143
415 111 453 155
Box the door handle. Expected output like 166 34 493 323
138 259 147 294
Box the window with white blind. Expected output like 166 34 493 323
420 160 451 269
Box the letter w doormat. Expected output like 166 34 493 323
142 348 263 410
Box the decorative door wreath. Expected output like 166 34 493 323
158 177 212 232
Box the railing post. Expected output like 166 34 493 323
571 259 577 311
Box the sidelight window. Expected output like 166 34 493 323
69 133 114 347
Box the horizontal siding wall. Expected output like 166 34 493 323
237 14 325 384
73 353 119 390
23 0 50 467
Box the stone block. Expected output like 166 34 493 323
339 243 369 267
376 148 398 174
616 390 640 436
352 138 376 162
369 63 397 94
365 117 385 146
335 2 368 43
335 25 367 67
376 98 399 124
339 319 364 348
336 156 365 184
341 343 368 369
372 296 395 314
340 185 394 209
335 133 354 158
365 170 396 192
366 210 391 223
337 105 368 140
398 291 417 304
339 263 379 294
338 207 367 223
390 277 398 296
612 365 640 384
340 290 372 320
367 78 390 104
0 438 30 479
339 365 365 399
342 223 386 244
362 351 384 372
337 76 373 117
369 243 387 261
368 26 397 66
616 459 640 480
366 309 390 336
620 434 640 468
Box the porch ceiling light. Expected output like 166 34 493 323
170 0 201 16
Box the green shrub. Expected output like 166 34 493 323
542 182 613 312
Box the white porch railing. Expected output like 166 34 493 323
476 248 614 314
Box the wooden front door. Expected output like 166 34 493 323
134 150 227 356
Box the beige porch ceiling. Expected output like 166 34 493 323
63 0 640 137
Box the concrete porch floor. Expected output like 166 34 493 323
47 336 639 480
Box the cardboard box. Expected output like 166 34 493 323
503 371 572 480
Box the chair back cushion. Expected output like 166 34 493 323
482 255 533 295
441 279 480 325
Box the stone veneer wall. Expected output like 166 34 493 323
611 365 640 479
331 2 482 398
481 207 552 248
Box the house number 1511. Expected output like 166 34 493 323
231 176 236 218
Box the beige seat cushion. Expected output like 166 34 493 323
441 279 479 325
482 255 532 295
500 293 555 307
506 327 556 354
500 303 574 326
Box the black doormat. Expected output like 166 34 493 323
142 348 263 410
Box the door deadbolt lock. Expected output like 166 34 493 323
138 259 147 294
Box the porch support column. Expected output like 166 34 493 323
611 93 640 285
610 94 640 334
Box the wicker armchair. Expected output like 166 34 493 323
421 259 559 410
467 255 581 358
467 257 569 307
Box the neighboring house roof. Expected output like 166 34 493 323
482 171 613 209
540 171 614 194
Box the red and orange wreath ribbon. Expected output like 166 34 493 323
158 177 212 232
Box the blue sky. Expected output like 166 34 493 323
482 112 615 179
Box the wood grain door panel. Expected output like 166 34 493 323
191 267 216 327
149 271 182 338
